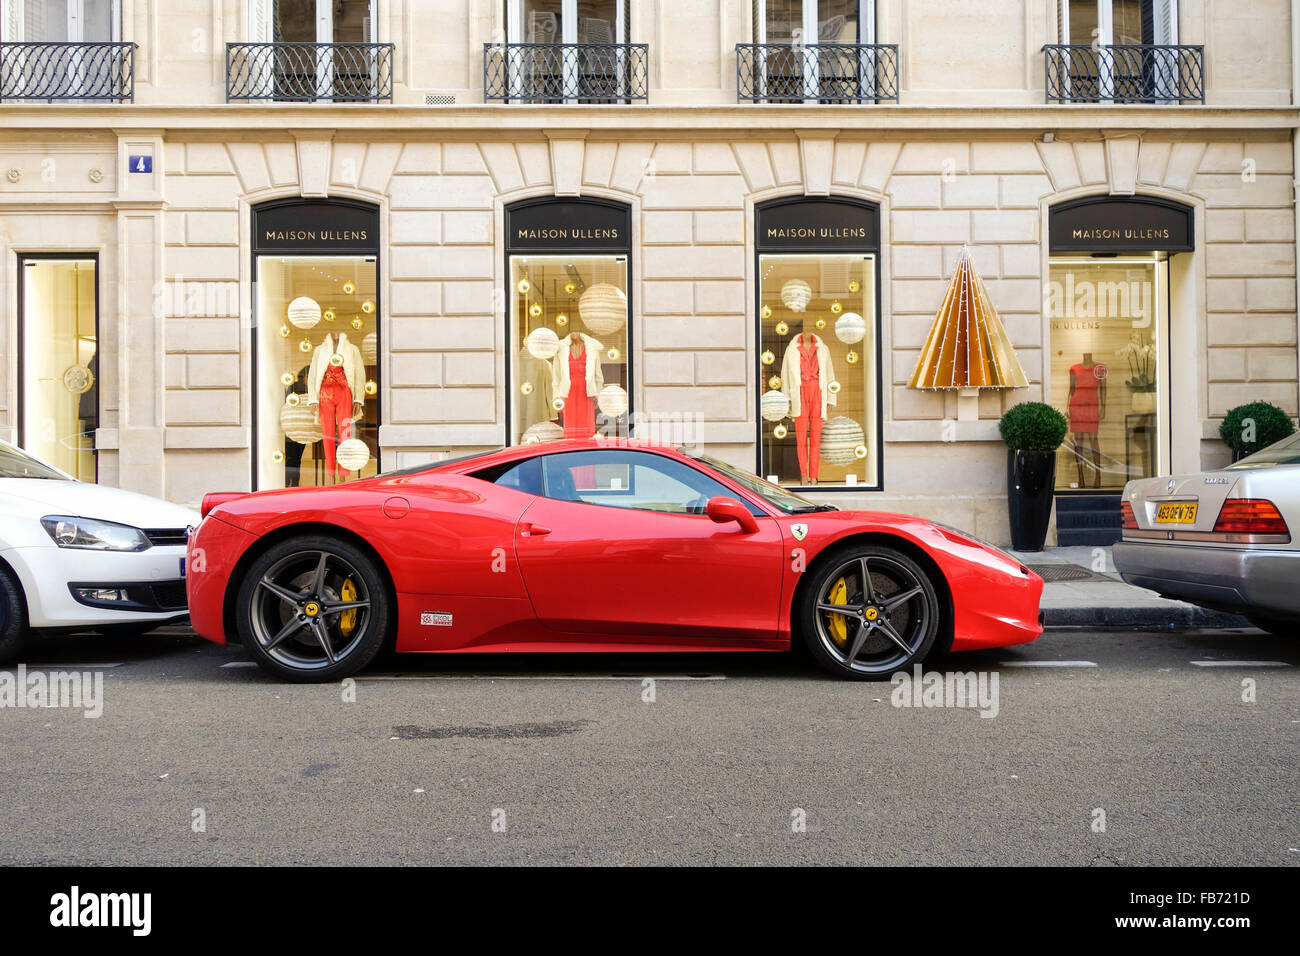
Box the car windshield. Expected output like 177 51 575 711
1227 432 1300 469
0 443 69 480
689 453 836 514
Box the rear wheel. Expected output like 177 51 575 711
797 545 941 680
235 535 391 682
0 566 27 666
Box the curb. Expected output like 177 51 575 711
1043 606 1251 629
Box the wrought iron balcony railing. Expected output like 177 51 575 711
1043 44 1204 104
737 43 899 103
0 42 134 102
484 43 649 103
226 42 394 103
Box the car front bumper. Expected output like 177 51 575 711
1 542 190 629
1113 540 1300 620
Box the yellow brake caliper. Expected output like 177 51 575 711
339 578 358 637
826 576 849 647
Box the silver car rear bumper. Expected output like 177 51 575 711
1113 541 1300 621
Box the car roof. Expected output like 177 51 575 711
428 438 690 475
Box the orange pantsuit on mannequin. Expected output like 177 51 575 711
794 337 823 482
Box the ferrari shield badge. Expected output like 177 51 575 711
791 524 808 541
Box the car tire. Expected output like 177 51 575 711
0 565 28 666
1246 615 1295 638
797 544 941 680
235 535 391 683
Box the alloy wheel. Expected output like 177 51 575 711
248 549 372 672
813 553 933 675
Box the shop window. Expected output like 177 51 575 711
255 256 379 488
506 198 632 446
19 256 98 481
758 254 877 487
1046 255 1168 491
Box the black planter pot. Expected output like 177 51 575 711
1007 449 1057 552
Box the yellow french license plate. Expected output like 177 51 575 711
1155 502 1198 524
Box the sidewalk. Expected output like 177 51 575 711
1007 545 1250 629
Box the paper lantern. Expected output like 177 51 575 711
521 421 563 444
525 327 560 360
761 389 790 423
597 384 628 417
287 296 321 330
361 332 377 364
579 283 626 336
820 416 866 467
835 311 866 345
909 246 1029 390
334 438 370 472
780 279 812 313
280 401 322 445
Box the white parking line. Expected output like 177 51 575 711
356 673 727 681
21 662 124 669
999 660 1097 668
1191 660 1291 668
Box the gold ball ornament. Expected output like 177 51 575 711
775 321 789 336
848 279 861 294
854 444 868 460
286 392 301 407
280 372 295 386
521 382 534 395
773 424 788 439
351 318 363 330
761 305 773 319
563 281 577 294
361 301 374 314
323 309 336 322
329 352 344 367
761 350 775 366
279 325 290 338
517 278 531 294
830 301 843 314
846 351 859 364
364 380 377 396
272 450 284 463
828 380 841 394
556 313 569 326
529 303 544 318
552 397 566 412
815 317 826 330
343 281 355 295
607 348 620 361
299 339 312 353
769 375 782 390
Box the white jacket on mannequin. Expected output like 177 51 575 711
780 334 836 419
551 332 604 400
307 332 366 410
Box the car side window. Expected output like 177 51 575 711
540 451 762 516
475 457 543 496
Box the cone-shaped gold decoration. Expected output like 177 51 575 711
908 247 1029 390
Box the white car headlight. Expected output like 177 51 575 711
40 515 151 552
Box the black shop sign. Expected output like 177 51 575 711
505 197 632 253
756 196 880 253
252 198 381 254
1050 195 1194 253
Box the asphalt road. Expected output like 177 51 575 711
1 625 1296 865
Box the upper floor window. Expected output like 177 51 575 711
1047 1 1199 104
1057 0 1177 48
486 0 646 103
752 0 873 46
1 0 132 102
229 0 391 102
507 0 630 46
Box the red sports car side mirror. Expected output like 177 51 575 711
706 496 759 534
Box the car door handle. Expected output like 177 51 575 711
520 523 552 537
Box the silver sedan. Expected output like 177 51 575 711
1112 432 1300 636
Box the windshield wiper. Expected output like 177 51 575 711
790 503 838 513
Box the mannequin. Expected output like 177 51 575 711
1067 351 1106 488
518 345 557 429
780 324 836 484
284 364 309 487
552 332 603 439
307 331 365 478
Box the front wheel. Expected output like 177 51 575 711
235 535 391 682
0 566 28 666
797 545 941 680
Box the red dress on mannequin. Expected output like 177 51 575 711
1068 363 1101 433
318 363 354 477
562 348 596 439
794 337 823 482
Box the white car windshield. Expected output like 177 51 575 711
1227 432 1300 469
0 443 69 480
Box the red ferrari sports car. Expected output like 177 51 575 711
187 440 1042 682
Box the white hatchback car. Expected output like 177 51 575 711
0 439 200 663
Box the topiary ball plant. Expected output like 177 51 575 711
999 401 1069 453
1219 401 1297 457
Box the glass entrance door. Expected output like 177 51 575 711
20 256 99 481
